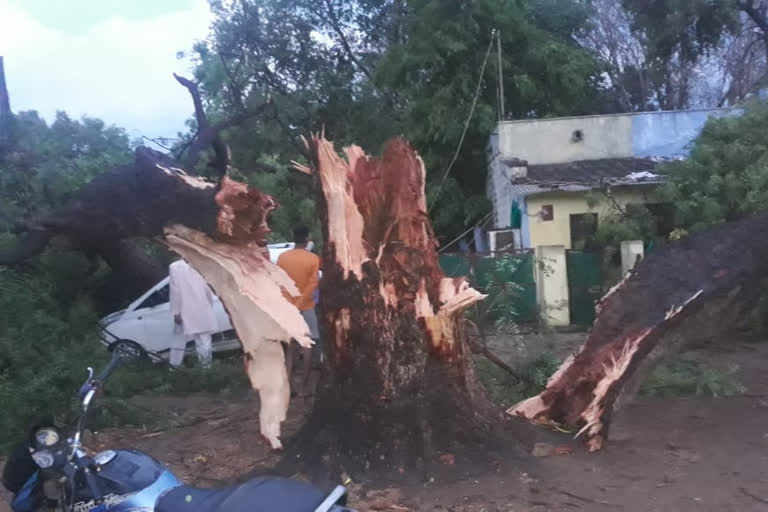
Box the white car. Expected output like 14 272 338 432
99 243 297 360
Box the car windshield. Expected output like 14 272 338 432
137 284 169 309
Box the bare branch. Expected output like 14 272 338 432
141 136 174 152
174 73 229 177
321 0 373 79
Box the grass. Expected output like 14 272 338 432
640 357 745 398
77 355 252 433
476 352 746 410
0 247 254 450
475 353 561 408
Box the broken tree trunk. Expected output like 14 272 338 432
282 136 499 481
508 213 768 451
0 73 275 294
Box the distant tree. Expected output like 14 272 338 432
376 0 603 235
0 110 132 231
190 0 603 241
658 101 768 231
620 0 768 107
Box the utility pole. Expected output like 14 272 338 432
0 56 13 153
496 30 505 121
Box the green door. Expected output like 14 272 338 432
566 250 602 326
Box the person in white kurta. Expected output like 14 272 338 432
168 259 217 367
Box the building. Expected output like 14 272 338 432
486 108 735 250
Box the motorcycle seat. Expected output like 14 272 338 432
155 476 354 512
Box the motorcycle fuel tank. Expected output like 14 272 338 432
70 450 180 512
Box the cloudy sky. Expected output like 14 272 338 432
0 0 213 141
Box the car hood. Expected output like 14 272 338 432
99 309 126 326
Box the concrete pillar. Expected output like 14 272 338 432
621 240 645 276
535 245 570 327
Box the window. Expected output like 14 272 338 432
540 204 554 221
570 213 598 251
138 284 170 310
646 203 675 238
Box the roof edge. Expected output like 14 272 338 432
498 107 733 126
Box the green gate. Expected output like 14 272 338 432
566 250 602 326
438 252 538 323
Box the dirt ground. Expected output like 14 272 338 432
3 336 768 511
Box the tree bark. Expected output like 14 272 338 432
508 213 768 451
281 136 498 482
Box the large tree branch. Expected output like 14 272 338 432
174 73 230 178
174 73 276 177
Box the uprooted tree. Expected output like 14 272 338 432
509 213 768 451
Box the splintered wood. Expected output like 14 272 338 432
298 136 485 359
164 176 312 450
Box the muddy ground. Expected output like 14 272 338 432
3 335 768 511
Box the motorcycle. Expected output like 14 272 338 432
2 339 355 512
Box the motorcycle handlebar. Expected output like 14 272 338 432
94 353 123 384
78 351 123 403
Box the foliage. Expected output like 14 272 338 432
0 247 106 449
622 0 738 65
640 357 745 398
375 0 602 235
478 253 526 333
190 0 603 240
0 111 132 230
593 203 657 248
235 156 320 243
476 352 561 408
0 249 251 449
658 101 768 231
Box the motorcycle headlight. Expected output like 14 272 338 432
94 450 117 466
34 427 60 448
31 450 55 469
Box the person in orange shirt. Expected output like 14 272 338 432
277 225 321 396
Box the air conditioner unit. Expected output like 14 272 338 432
488 229 520 253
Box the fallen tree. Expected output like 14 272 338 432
0 73 275 296
2 141 313 446
508 213 768 451
281 135 500 481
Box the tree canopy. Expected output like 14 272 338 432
0 110 132 232
187 0 603 240
659 101 768 231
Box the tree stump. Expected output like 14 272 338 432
282 136 500 482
